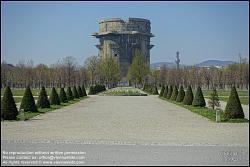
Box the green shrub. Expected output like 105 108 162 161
66 87 74 101
152 85 159 95
208 88 220 110
72 86 79 99
36 86 50 108
166 85 173 99
20 86 37 112
163 85 168 98
224 86 244 119
176 86 185 102
88 84 106 95
1 86 18 120
183 86 194 105
82 84 87 96
59 87 68 103
77 86 83 97
192 86 206 107
159 85 165 97
50 87 60 105
170 86 178 101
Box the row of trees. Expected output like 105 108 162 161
159 85 245 119
1 85 87 120
157 62 249 90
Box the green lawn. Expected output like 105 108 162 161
159 97 248 123
1 88 61 96
202 89 249 105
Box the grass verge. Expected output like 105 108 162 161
159 97 248 123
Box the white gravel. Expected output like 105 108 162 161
1 95 249 146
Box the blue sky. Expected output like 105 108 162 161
1 1 249 66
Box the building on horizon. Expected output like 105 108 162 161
92 18 154 77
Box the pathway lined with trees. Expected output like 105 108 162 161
1 94 248 146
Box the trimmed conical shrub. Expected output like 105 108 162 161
192 86 206 107
163 85 168 98
72 86 79 99
1 86 18 120
159 85 165 97
82 84 87 96
66 87 74 100
88 86 94 95
50 87 60 105
20 86 37 112
176 86 185 102
166 85 173 99
59 87 68 103
152 85 159 95
183 86 194 105
36 86 50 108
77 86 83 97
224 86 244 119
170 86 178 101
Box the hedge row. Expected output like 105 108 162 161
88 84 106 95
1 85 87 120
142 84 159 95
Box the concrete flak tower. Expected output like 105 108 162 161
92 18 154 77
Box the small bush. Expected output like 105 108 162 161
224 86 244 119
88 84 106 95
183 86 194 105
166 85 173 99
176 86 185 102
50 87 60 105
36 86 50 108
72 86 79 99
208 88 220 110
159 85 165 97
59 87 68 103
20 86 37 112
1 86 18 120
170 86 178 101
66 87 74 101
82 84 87 96
192 86 206 107
163 85 168 98
77 86 83 97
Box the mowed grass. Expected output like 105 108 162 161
4 96 88 121
1 88 60 97
159 97 249 123
202 89 249 105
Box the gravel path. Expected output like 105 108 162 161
1 95 249 146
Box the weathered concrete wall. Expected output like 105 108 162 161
93 18 154 77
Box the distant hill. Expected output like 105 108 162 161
150 60 236 69
195 60 236 68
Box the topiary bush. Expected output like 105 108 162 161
163 85 168 98
50 87 60 105
159 85 165 97
88 84 106 95
183 86 194 105
36 86 50 108
66 87 74 101
176 85 185 102
82 84 87 96
20 86 37 112
152 85 159 95
166 85 173 99
224 86 244 119
72 86 79 99
170 86 178 101
1 86 18 120
77 86 83 97
192 86 206 107
59 87 68 103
